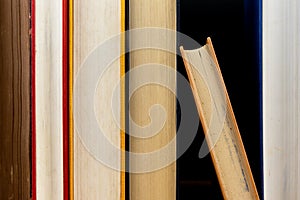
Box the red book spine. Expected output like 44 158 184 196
63 0 70 199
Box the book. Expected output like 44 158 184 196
180 38 259 199
128 0 177 200
10 0 298 199
177 1 263 198
72 0 124 199
0 0 31 199
34 0 64 199
263 0 300 199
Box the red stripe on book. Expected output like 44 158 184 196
31 0 36 199
63 0 70 199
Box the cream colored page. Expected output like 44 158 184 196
182 45 259 200
129 0 177 200
73 0 121 199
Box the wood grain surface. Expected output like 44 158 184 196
0 0 31 199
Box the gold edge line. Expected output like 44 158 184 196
69 0 74 199
120 0 126 199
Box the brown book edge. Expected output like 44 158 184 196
0 0 31 199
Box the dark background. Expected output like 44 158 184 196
176 0 262 199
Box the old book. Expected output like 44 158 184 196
0 0 31 199
32 0 124 199
33 0 65 199
129 0 177 200
72 0 124 199
180 38 259 199
263 0 300 199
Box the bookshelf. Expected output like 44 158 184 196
1 0 298 199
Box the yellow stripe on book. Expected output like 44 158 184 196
120 0 126 199
69 0 74 199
